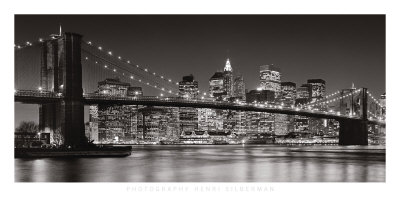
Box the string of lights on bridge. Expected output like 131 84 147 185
14 36 192 98
14 38 44 50
300 90 341 108
82 54 180 97
83 40 211 97
366 91 384 108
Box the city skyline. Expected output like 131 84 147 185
15 15 385 94
14 15 385 127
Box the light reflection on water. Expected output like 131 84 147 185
15 145 385 182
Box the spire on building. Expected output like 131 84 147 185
224 58 232 72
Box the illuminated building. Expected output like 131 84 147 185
209 58 235 101
97 77 130 96
274 114 294 135
88 105 99 143
97 104 139 143
307 79 326 103
305 79 326 136
138 106 168 142
296 84 312 105
209 72 225 100
259 64 281 98
93 77 142 143
223 58 234 98
233 75 246 101
178 74 199 99
294 115 309 132
127 86 143 98
233 110 246 135
280 82 296 106
179 107 198 133
178 74 199 131
179 131 210 144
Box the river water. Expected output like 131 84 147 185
14 145 385 182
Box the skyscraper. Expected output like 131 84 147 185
307 79 326 103
233 75 246 101
178 74 199 99
209 72 225 100
259 64 281 99
223 58 234 98
91 77 142 143
280 82 296 106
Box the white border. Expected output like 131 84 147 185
2 0 398 199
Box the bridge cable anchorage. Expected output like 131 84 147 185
81 50 180 96
82 40 210 96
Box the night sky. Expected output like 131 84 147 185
14 15 385 126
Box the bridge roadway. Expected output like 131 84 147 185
15 91 384 126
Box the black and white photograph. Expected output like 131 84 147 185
2 0 399 199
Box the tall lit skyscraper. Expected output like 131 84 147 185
307 79 326 103
209 58 235 101
259 64 281 98
223 58 234 98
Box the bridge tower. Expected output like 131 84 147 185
39 32 85 147
339 88 368 145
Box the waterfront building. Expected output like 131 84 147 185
138 106 169 142
179 131 210 144
294 115 309 132
294 84 312 133
88 105 99 143
274 114 294 135
97 104 139 143
179 107 198 133
92 77 142 143
259 64 281 98
233 110 246 135
178 74 199 133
